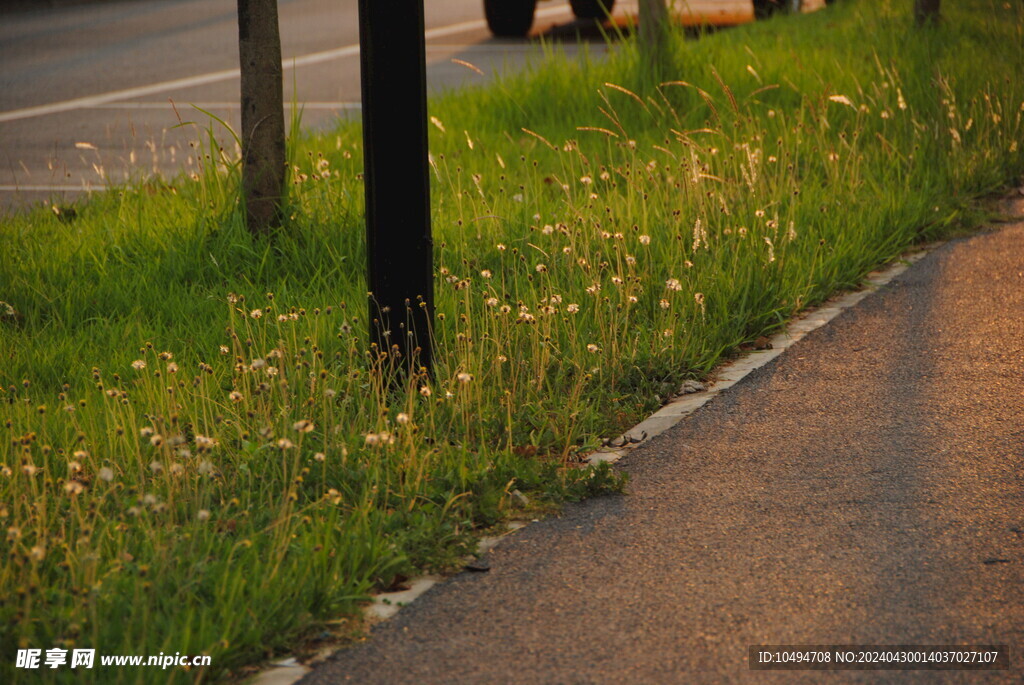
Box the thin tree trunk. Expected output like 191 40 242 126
237 0 286 235
639 0 669 69
914 0 940 26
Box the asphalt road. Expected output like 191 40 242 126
0 0 624 210
301 205 1024 683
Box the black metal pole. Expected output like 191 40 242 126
357 0 434 373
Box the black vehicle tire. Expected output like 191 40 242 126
569 0 615 19
754 0 802 18
484 0 538 37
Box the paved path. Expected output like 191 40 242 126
303 208 1024 683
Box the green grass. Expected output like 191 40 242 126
2 0 1023 681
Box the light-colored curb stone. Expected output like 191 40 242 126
586 249 931 465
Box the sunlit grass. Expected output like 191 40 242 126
1 0 1023 681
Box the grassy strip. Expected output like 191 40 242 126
2 1 1023 681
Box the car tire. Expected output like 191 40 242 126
484 0 538 37
569 0 615 20
754 0 802 18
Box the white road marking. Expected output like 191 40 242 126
0 185 107 192
0 6 572 124
85 102 362 110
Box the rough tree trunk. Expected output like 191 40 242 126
639 0 669 68
237 0 286 235
914 0 940 26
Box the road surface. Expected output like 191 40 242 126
0 0 625 210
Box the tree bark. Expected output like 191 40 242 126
237 0 286 235
639 0 669 68
914 0 940 26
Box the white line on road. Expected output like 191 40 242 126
84 102 362 110
0 185 107 192
0 7 571 124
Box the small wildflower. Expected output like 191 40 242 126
419 386 432 397
250 309 263 319
396 413 410 425
659 299 670 309
486 297 499 308
229 391 244 403
580 175 593 185
150 461 163 473
29 546 46 561
276 438 295 450
480 269 493 279
457 372 473 384
313 452 326 462
140 426 154 437
131 360 146 370
251 358 266 369
587 344 601 354
98 467 114 482
292 419 314 433
219 345 230 355
364 433 380 447
535 263 547 273
195 435 216 450
666 278 682 292
150 434 163 447
196 509 211 522
166 362 179 374
567 303 580 314
64 480 85 495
